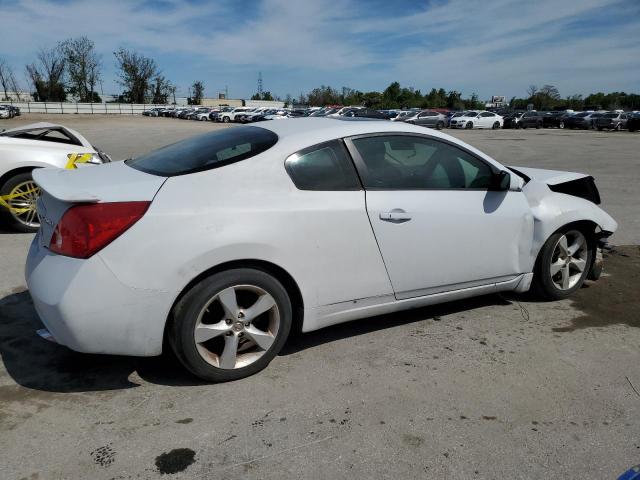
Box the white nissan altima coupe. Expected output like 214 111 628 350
26 118 617 382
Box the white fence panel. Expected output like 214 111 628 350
6 102 171 115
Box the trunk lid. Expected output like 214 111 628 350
33 161 166 248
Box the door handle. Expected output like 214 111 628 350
379 209 411 223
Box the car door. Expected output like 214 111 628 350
479 112 495 128
345 133 533 300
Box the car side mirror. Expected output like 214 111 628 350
489 170 510 191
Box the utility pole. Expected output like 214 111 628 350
258 72 263 97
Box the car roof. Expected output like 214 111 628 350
254 117 505 171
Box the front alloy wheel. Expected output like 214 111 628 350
533 228 592 300
170 268 292 382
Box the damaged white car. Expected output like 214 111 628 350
26 118 616 382
0 122 111 232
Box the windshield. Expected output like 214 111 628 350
603 113 618 118
465 112 478 117
126 126 279 176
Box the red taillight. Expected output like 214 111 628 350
49 202 150 259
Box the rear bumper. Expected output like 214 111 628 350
25 234 169 357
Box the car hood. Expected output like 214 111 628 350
509 166 588 185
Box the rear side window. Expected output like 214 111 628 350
127 126 278 176
285 140 361 191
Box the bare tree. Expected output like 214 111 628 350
526 85 538 99
25 47 66 101
61 36 101 102
113 48 159 103
0 58 15 100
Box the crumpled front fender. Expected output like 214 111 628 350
522 179 618 262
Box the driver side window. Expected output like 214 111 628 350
351 135 495 190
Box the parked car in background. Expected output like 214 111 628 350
542 111 573 129
0 123 111 232
218 107 252 123
596 112 628 131
342 108 389 120
503 111 543 129
391 111 415 122
564 112 598 129
142 107 164 117
403 110 447 129
0 104 20 118
627 113 640 132
449 111 503 129
211 107 233 122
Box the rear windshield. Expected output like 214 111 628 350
126 126 278 176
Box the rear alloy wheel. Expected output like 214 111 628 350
559 121 565 129
492 121 500 130
170 268 292 382
533 229 592 300
0 172 41 233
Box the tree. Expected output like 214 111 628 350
190 80 204 105
26 46 66 101
113 48 159 103
151 76 173 104
526 85 538 98
61 36 101 102
0 59 21 101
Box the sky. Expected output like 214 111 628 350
0 0 639 100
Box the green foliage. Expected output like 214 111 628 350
113 48 159 103
189 80 204 105
61 36 101 102
510 85 640 111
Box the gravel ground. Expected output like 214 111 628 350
0 115 639 479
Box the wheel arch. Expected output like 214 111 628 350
0 165 40 189
163 259 305 350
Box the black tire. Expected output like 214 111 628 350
170 268 292 382
436 121 444 130
614 124 621 131
222 116 230 123
536 122 541 129
0 171 41 233
465 121 473 129
492 121 500 130
597 127 603 131
531 227 593 301
559 121 564 129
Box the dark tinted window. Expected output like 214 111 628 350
480 112 494 117
126 126 278 176
352 135 495 190
285 140 361 191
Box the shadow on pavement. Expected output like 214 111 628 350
0 289 512 394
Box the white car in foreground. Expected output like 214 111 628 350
449 110 503 129
0 122 110 232
27 118 616 382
